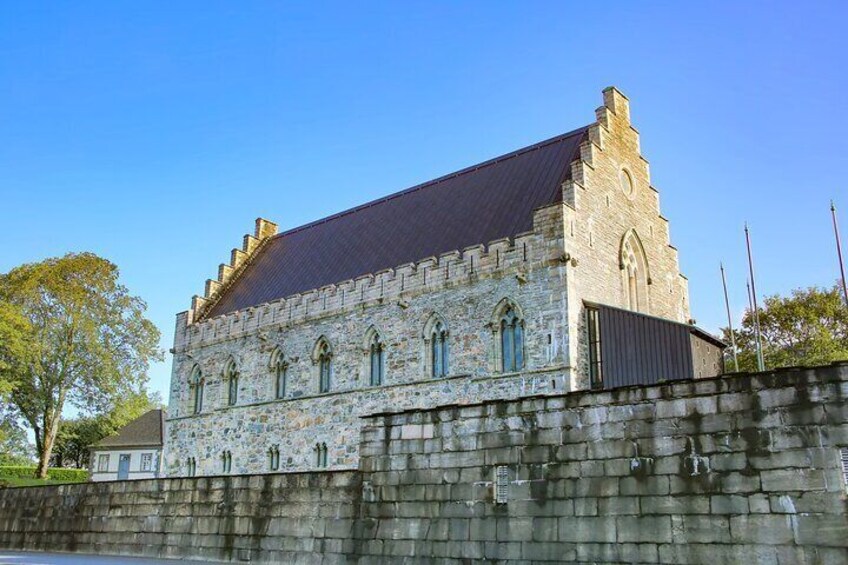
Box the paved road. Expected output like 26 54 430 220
0 552 226 565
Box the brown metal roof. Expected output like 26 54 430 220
206 127 589 318
93 409 164 449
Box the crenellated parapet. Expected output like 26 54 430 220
173 204 566 352
189 218 279 324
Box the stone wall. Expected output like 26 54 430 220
355 362 848 563
2 363 847 563
0 471 362 564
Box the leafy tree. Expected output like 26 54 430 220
0 253 163 478
51 390 163 469
0 301 32 407
0 419 34 466
724 284 848 371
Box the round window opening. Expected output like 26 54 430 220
619 169 634 197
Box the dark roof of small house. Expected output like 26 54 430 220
206 127 589 318
93 409 164 450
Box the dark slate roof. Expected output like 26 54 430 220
93 409 164 449
206 127 589 318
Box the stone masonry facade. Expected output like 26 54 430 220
2 364 847 563
165 88 695 477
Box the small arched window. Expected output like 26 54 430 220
368 331 384 386
224 358 238 406
314 338 332 393
315 443 328 468
268 445 280 471
186 457 196 477
221 450 232 474
190 366 204 415
500 307 524 372
271 349 288 400
431 321 449 378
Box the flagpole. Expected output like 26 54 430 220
832 201 848 306
720 262 739 372
744 223 765 372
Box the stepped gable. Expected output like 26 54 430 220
205 126 589 319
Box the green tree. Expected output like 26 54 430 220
0 253 163 478
0 419 34 466
0 301 32 406
724 284 848 371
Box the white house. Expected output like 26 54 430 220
89 409 164 482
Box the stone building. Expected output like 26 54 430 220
164 87 723 477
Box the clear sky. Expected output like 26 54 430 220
1 1 846 404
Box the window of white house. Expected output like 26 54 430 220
141 453 153 472
97 454 109 472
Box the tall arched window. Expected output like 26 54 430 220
271 348 288 400
620 230 650 314
221 450 232 474
367 329 384 386
224 358 238 406
190 366 204 415
500 307 524 372
313 338 332 393
491 299 525 374
431 321 449 377
423 313 449 378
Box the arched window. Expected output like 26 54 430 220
491 299 525 373
271 348 288 400
367 329 384 386
221 450 232 474
190 366 204 415
423 313 449 378
224 358 238 406
620 230 650 313
186 457 196 477
431 321 449 377
268 445 280 471
314 443 328 468
313 338 332 393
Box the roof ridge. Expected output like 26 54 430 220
269 126 590 241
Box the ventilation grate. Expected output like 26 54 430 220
495 466 509 504
841 447 848 493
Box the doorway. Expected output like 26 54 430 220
118 454 131 480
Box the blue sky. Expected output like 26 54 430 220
1 1 846 404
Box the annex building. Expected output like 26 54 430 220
163 87 724 477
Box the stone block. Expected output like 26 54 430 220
670 514 731 543
760 468 827 492
616 516 672 543
558 516 617 543
729 515 795 544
